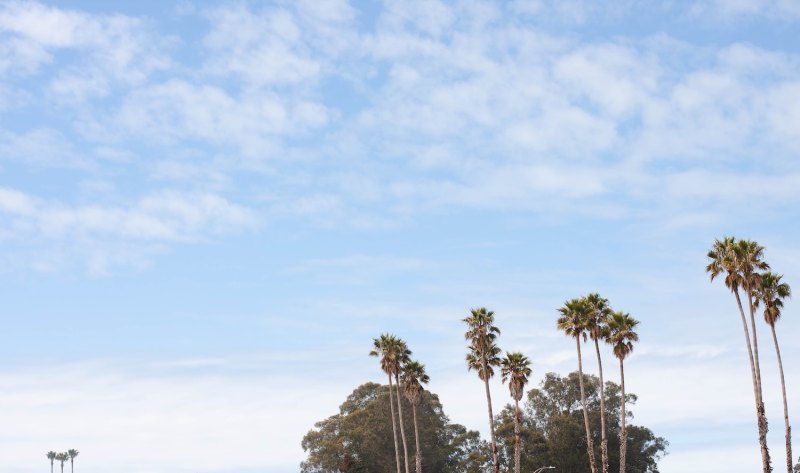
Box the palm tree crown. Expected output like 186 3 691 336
754 272 792 326
735 239 770 293
606 311 639 361
501 352 532 402
585 293 611 341
557 298 591 341
370 333 411 378
402 361 430 406
464 307 502 379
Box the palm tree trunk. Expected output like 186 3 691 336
412 403 422 473
514 398 522 473
619 357 627 473
746 288 764 394
734 289 772 473
594 338 609 473
770 323 793 473
483 366 500 473
388 374 402 473
577 337 598 473
395 373 411 473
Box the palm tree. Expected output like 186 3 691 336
67 450 79 473
402 360 430 473
371 333 405 473
737 239 770 395
501 352 532 473
586 293 611 473
606 310 639 473
464 307 502 473
56 453 68 473
755 272 793 473
557 297 597 473
707 237 771 473
47 451 56 473
390 337 413 473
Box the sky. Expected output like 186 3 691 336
1 0 800 472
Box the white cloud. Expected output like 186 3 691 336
96 79 328 157
0 187 258 273
690 0 800 20
0 128 86 167
0 1 170 100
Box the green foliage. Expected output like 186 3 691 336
302 375 668 473
492 372 667 473
301 382 489 473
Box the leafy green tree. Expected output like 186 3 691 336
464 307 502 473
755 272 793 473
301 383 487 472
707 237 771 473
402 360 430 473
67 449 79 473
370 334 411 473
606 311 639 473
557 297 598 473
46 451 56 473
501 352 532 473
509 371 667 473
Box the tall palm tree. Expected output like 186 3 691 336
56 453 68 473
464 307 502 473
586 293 611 473
606 310 639 473
390 337 413 473
501 352 532 473
557 297 597 473
755 272 793 473
402 360 430 473
737 239 770 395
67 450 79 473
707 237 771 473
371 333 405 473
47 451 57 473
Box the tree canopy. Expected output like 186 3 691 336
493 372 667 473
301 382 489 473
301 373 667 473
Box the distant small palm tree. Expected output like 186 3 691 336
55 453 68 473
755 272 793 473
557 297 597 473
402 360 430 473
464 307 502 473
46 451 57 473
606 310 639 473
501 352 532 473
67 450 79 473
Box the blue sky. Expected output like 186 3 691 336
1 1 800 472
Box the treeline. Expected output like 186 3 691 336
301 236 798 473
300 373 666 473
304 292 652 473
